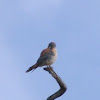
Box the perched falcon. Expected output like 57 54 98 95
26 42 57 72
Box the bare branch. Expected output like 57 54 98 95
44 67 67 100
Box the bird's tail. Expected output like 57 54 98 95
26 64 38 73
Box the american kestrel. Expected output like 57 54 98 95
26 42 57 72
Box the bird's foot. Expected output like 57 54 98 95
49 66 53 70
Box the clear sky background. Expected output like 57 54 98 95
0 0 100 100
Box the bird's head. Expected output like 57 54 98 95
48 42 56 49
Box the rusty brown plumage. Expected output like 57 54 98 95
40 48 51 57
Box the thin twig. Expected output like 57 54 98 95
44 67 67 100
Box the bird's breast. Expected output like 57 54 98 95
46 48 57 65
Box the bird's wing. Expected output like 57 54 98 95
40 48 51 57
36 48 51 66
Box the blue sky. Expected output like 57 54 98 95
0 0 100 100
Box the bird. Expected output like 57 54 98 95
26 42 57 73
